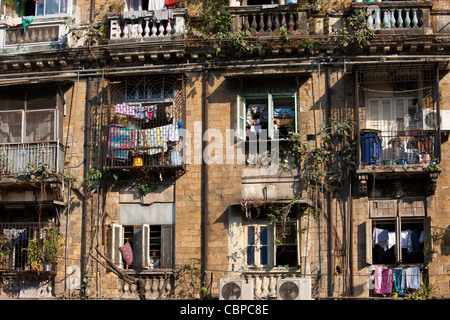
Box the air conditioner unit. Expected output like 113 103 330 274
422 109 450 131
276 277 312 300
219 279 254 300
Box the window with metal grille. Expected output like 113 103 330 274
0 86 61 144
106 75 185 169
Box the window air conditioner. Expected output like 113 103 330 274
219 279 254 300
422 109 450 131
276 277 312 300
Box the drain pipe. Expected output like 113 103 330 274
80 77 92 298
201 67 209 297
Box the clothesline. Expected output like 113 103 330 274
373 227 423 253
374 266 421 297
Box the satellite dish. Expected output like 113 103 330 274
279 281 299 300
221 282 241 300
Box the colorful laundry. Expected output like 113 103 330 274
374 266 421 296
108 127 133 159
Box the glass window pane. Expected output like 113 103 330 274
247 226 255 245
60 0 67 13
260 246 267 265
260 226 267 245
45 0 59 14
36 1 45 15
247 246 254 265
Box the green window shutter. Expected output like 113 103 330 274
237 95 246 140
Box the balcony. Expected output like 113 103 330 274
106 75 185 174
107 8 187 42
352 1 433 35
0 142 65 178
0 221 56 272
359 129 439 168
0 17 68 51
227 3 309 36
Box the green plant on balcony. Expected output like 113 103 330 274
338 9 374 50
23 224 62 272
0 235 11 269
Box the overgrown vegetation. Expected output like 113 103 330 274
338 9 374 50
187 0 254 55
269 117 356 237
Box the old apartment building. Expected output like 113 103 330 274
0 0 449 300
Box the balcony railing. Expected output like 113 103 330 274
228 4 308 35
0 17 68 48
0 221 55 272
360 130 438 166
0 142 65 176
353 1 433 34
108 9 186 41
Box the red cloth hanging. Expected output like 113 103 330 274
165 0 177 8
119 242 133 268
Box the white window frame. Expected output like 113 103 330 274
366 97 419 132
111 223 173 270
0 88 61 144
237 93 298 140
244 221 274 268
243 219 300 268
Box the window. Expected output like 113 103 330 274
111 224 173 270
366 198 432 265
0 86 62 144
366 97 419 132
237 93 298 140
244 220 299 268
17 0 69 17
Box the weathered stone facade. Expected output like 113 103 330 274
0 0 449 300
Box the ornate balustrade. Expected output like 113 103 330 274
353 1 433 34
227 5 309 36
241 270 303 299
108 9 186 41
118 273 173 299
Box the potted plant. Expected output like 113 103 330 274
109 1 125 12
25 237 44 272
42 225 62 272
0 235 11 270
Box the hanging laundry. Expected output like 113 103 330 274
387 232 396 250
373 228 389 250
401 230 410 248
134 104 147 120
406 266 421 290
407 229 421 253
146 105 157 120
22 16 34 31
374 266 392 296
119 242 133 269
108 127 133 159
115 104 135 117
148 0 166 11
393 269 407 295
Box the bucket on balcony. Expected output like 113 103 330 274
133 156 143 166
361 131 382 164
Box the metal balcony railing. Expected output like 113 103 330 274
360 129 438 166
0 142 65 176
0 222 56 272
